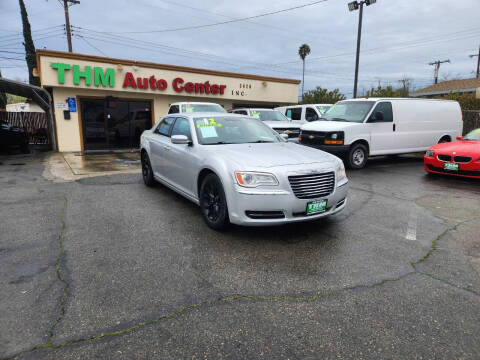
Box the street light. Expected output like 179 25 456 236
348 0 377 98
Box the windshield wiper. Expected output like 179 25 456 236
247 140 275 143
331 117 349 122
204 141 231 145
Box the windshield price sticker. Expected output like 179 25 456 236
199 126 218 138
251 110 260 118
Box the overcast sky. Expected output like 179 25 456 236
1 0 479 98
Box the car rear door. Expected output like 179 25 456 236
365 101 396 155
149 116 175 179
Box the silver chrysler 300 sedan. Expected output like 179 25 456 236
140 113 348 229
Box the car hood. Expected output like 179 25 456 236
207 142 339 168
301 120 361 131
431 140 480 155
263 121 299 129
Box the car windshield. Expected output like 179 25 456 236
322 101 375 123
194 116 282 145
250 110 289 122
316 105 331 114
181 104 226 113
463 128 480 141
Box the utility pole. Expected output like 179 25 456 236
469 46 480 78
62 0 80 52
348 0 377 98
429 59 450 84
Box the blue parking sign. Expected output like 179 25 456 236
67 97 77 113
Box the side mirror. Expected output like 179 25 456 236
171 135 191 145
280 133 289 140
456 136 463 141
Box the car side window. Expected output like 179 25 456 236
235 110 248 115
370 102 393 122
170 117 191 140
168 105 179 114
288 107 302 120
155 117 175 136
305 107 319 121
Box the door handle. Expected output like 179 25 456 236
163 145 171 151
393 123 396 132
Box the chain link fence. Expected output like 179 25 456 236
463 110 480 135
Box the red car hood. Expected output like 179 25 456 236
431 140 480 156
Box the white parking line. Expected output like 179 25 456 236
406 211 417 241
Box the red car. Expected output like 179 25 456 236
424 128 480 179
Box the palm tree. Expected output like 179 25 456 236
298 44 311 102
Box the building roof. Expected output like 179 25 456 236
412 77 480 97
36 50 301 85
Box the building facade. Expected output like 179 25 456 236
36 50 300 152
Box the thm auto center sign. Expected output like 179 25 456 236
50 62 227 95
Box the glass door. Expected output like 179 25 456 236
81 99 107 151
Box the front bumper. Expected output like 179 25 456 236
424 156 480 179
228 179 348 226
299 142 350 155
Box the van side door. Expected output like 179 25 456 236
365 102 396 155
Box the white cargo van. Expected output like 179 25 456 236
275 104 332 123
299 98 463 169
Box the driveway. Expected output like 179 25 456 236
1 153 479 359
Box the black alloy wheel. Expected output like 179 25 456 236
347 143 368 169
199 173 229 230
141 152 155 187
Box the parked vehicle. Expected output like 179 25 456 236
299 98 463 169
424 128 480 179
0 120 29 153
275 104 332 122
140 113 348 229
167 102 226 114
230 108 301 140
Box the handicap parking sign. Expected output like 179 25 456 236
67 97 77 113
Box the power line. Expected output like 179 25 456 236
74 34 107 56
99 0 328 34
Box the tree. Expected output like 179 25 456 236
364 85 400 98
19 0 40 86
0 69 7 110
298 44 311 102
301 86 346 104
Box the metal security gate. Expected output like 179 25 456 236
0 111 49 144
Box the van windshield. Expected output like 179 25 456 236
322 101 375 123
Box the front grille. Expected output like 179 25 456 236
245 210 285 219
274 128 300 138
288 172 335 199
437 154 451 162
453 156 472 163
300 131 327 145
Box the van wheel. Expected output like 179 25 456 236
438 136 450 143
347 143 368 169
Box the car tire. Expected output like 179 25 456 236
141 152 155 187
199 173 229 230
346 143 368 169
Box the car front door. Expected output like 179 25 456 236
366 102 395 155
149 116 175 179
163 117 199 198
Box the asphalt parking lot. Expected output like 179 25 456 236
1 152 479 359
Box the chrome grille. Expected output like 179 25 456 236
288 172 335 199
453 156 472 163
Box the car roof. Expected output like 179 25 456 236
343 97 457 102
234 108 278 111
170 102 222 106
177 112 247 119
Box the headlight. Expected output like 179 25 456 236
336 162 346 182
425 150 434 157
324 131 344 145
235 171 279 187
